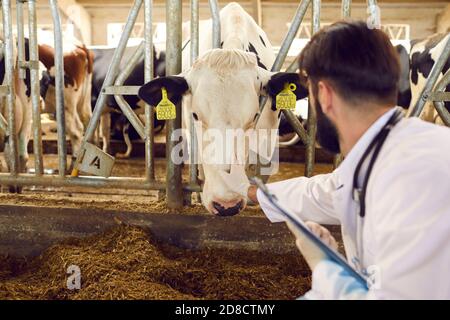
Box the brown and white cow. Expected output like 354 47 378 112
139 3 307 216
38 43 94 162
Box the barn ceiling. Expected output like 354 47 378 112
74 0 449 4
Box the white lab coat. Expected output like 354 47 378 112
258 107 450 299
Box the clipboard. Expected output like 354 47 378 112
251 177 368 289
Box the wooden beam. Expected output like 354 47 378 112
251 0 262 26
436 3 450 33
57 0 92 45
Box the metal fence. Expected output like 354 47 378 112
408 36 450 126
0 0 395 209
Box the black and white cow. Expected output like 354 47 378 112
407 33 450 124
139 3 307 216
91 46 166 157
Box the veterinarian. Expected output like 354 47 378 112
243 21 450 299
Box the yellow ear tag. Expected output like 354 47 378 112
276 83 297 110
156 87 176 120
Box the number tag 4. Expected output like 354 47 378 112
276 83 297 110
156 87 177 120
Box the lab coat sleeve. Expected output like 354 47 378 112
309 156 450 300
257 173 340 225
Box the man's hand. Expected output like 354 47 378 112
287 221 338 270
247 185 259 203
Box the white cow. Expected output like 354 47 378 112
139 3 307 215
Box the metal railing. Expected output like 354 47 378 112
0 0 385 207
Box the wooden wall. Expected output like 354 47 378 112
24 1 450 45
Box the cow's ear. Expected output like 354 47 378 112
138 75 189 106
266 72 308 101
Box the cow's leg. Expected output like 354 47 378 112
100 112 111 154
77 73 93 129
65 96 85 171
3 90 27 193
16 82 32 175
115 122 132 159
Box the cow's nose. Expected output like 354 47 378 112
212 200 244 217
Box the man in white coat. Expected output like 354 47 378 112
246 21 450 299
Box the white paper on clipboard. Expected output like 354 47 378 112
251 177 368 289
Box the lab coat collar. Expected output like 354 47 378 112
335 107 401 186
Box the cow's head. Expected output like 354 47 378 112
139 49 307 216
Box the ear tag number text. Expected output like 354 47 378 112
276 83 297 110
156 87 176 120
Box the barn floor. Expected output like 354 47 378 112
0 155 334 300
0 225 312 300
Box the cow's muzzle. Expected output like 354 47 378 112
212 200 244 217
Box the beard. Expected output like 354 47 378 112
312 92 341 155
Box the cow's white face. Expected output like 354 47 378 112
139 49 307 216
186 52 264 215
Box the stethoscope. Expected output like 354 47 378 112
351 108 404 270
352 108 404 217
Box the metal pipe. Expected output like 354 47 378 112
333 153 344 169
0 173 200 192
2 0 19 176
144 0 155 181
189 0 199 187
166 0 183 209
337 0 349 171
208 0 221 49
16 0 26 79
103 86 140 95
312 0 321 33
114 96 145 139
255 0 311 122
286 58 299 73
409 36 450 117
71 0 143 176
341 0 351 18
432 69 450 127
281 110 309 144
113 42 146 139
367 0 380 29
50 0 67 176
28 0 44 175
253 0 312 180
190 0 199 65
271 0 311 73
305 0 320 178
0 114 8 133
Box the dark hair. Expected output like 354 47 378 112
298 20 400 106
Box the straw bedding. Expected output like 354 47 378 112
0 225 311 300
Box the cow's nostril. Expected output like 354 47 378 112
213 200 244 217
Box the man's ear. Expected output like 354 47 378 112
138 75 189 106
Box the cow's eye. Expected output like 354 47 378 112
253 113 259 122
192 112 199 121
